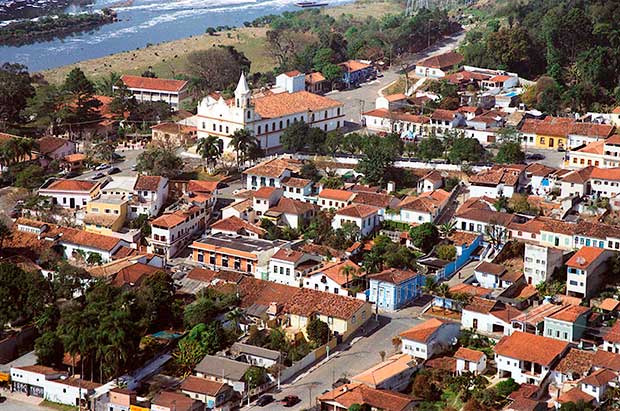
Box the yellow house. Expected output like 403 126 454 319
520 117 574 150
84 196 128 235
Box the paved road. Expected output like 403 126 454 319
249 308 424 411
326 30 467 127
524 147 566 169
75 147 144 181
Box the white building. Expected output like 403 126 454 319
473 261 511 289
303 260 361 297
148 205 205 259
116 75 190 109
602 322 620 354
131 175 169 218
209 216 266 239
494 331 569 385
565 246 611 299
281 176 314 201
414 51 463 78
332 204 380 238
243 157 302 191
399 318 459 360
38 179 101 209
417 170 443 193
268 248 322 287
461 297 519 336
523 243 564 286
388 189 450 224
468 166 524 199
454 347 487 375
196 73 345 155
318 188 356 210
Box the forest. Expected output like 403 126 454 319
459 0 620 113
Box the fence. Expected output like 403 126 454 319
279 339 338 383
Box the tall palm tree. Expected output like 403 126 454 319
226 307 244 331
196 135 222 172
340 264 356 291
229 128 258 168
362 251 383 275
422 276 438 295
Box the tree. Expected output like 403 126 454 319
35 331 65 367
225 307 244 331
356 134 400 185
184 297 217 329
340 264 357 289
510 194 534 214
307 317 330 346
438 221 456 237
559 400 594 411
416 136 444 160
0 219 10 249
229 128 260 167
300 161 321 182
175 337 204 376
495 378 519 398
186 46 251 92
136 146 183 178
87 141 116 164
280 120 326 153
447 137 486 164
436 244 456 261
0 263 51 330
0 63 34 127
495 141 525 164
244 366 267 389
25 84 63 133
60 68 102 137
408 222 439 253
196 135 222 172
108 82 136 119
138 271 175 329
128 101 170 124
95 72 121 96
411 370 441 401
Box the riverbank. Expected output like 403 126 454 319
39 0 403 84
0 9 116 46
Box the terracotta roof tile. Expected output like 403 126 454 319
449 283 491 297
121 75 188 92
339 60 372 72
111 263 161 287
352 354 415 386
494 331 569 367
593 350 620 371
305 72 326 84
318 383 414 411
281 176 311 188
271 248 306 263
431 109 459 121
455 208 515 226
520 117 575 137
38 136 70 155
557 387 594 405
14 365 66 375
579 368 618 386
400 318 450 343
336 204 379 219
363 108 430 124
599 298 620 312
44 179 97 192
560 166 594 184
464 297 501 314
575 140 605 154
604 322 620 344
566 246 606 269
547 305 590 323
417 51 463 69
152 391 197 411
180 376 229 396
454 347 485 362
59 226 122 251
553 347 594 375
309 260 360 286
210 216 266 236
270 197 316 215
319 188 356 202
254 186 279 198
351 191 396 209
590 167 620 181
151 206 200 229
475 261 505 276
243 158 302 178
570 122 614 138
134 175 164 191
368 268 418 285
254 91 342 119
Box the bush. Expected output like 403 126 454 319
436 244 456 261
307 318 330 346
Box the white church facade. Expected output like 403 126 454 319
196 72 346 154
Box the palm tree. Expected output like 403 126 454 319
362 251 383 274
196 135 222 173
422 276 439 295
226 307 244 331
96 72 121 96
438 220 456 238
229 128 258 168
340 264 357 293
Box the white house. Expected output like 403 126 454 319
303 260 361 297
209 216 266 239
318 188 356 210
473 261 512 289
37 136 76 164
362 107 431 136
578 368 618 405
523 243 564 286
414 51 463 78
116 75 190 109
180 377 233 411
230 342 281 368
454 347 487 375
268 248 322 287
332 204 380 238
468 165 524 199
589 167 620 198
148 205 205 259
565 246 611 299
389 189 450 224
281 176 314 201
429 109 465 136
131 175 169 218
455 208 514 242
399 318 460 360
351 353 417 392
196 73 345 155
417 170 443 193
494 331 569 385
243 157 303 191
38 179 101 209
461 297 520 336
559 167 593 198
603 322 620 354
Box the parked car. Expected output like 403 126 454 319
256 395 274 406
92 172 105 180
280 396 300 407
332 377 350 389
107 167 121 175
526 153 545 160
95 164 110 171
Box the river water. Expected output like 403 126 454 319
0 0 353 72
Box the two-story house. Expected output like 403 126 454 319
242 157 303 191
368 268 423 311
332 204 380 238
400 318 460 360
318 188 356 210
148 205 204 259
565 246 611 298
543 304 591 342
268 248 322 287
131 175 169 218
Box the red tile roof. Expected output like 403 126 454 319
431 109 459 121
368 268 418 285
59 227 122 251
566 246 606 269
336 204 379 219
305 72 326 84
270 197 316 215
309 260 360 286
520 116 575 137
152 391 197 411
254 90 342 119
455 208 515 226
111 263 162 287
599 298 620 312
121 75 188 92
553 347 594 375
14 365 66 375
579 368 618 386
593 350 620 371
363 108 430 124
38 136 70 155
570 122 614 138
188 179 219 193
151 206 200 229
44 179 97 192
560 166 594 184
181 376 229 396
243 158 302 178
339 60 372 72
319 188 356 201
547 305 590 323
417 51 463 69
557 387 595 405
475 261 506 276
271 248 306 263
134 175 164 191
454 347 485 362
400 318 450 343
254 186 279 198
604 322 620 344
281 176 311 188
494 331 569 366
590 167 620 181
318 383 414 411
210 216 266 236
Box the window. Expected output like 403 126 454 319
213 124 216 131
258 125 262 134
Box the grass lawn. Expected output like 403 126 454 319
383 76 408 96
40 400 77 411
324 0 404 19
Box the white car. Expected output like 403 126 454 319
95 164 110 171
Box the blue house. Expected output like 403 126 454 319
339 60 375 88
368 268 424 311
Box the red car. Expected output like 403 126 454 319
279 395 300 407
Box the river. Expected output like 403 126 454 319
0 0 354 72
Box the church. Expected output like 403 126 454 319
196 72 346 154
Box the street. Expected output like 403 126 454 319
326 30 467 127
252 308 424 411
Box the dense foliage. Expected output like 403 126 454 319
460 0 620 112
